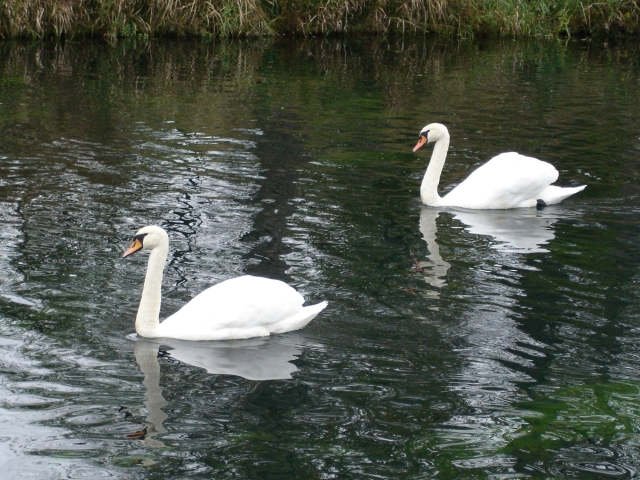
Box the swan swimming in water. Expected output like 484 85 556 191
413 123 586 209
123 226 327 341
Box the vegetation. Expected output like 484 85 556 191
0 0 639 40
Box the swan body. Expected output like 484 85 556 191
413 123 586 209
123 226 327 341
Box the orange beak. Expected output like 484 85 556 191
413 135 428 152
123 238 143 258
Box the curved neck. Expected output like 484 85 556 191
420 133 450 206
136 244 168 337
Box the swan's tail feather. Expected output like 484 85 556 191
269 301 328 334
538 185 586 205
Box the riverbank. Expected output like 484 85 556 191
1 0 638 40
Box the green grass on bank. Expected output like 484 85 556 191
1 0 638 39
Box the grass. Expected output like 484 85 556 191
0 0 638 39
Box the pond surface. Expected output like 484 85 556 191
0 37 639 479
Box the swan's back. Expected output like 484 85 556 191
442 152 559 209
157 276 321 340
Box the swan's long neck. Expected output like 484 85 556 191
420 133 450 206
136 244 168 337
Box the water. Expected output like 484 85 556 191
0 37 639 478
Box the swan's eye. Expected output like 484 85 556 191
133 233 148 245
123 233 148 258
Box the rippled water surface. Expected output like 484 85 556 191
1 37 640 478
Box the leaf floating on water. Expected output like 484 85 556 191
125 427 147 440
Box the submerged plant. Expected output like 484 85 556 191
504 382 640 470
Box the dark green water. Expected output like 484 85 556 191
0 37 639 479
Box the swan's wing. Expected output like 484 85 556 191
269 300 328 334
160 276 305 336
442 153 559 209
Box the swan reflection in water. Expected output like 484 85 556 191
417 207 561 296
451 208 558 254
418 206 582 455
131 334 305 446
416 208 451 298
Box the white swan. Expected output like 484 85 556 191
413 123 586 209
123 226 327 341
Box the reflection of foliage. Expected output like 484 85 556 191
1 37 638 175
504 382 640 466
